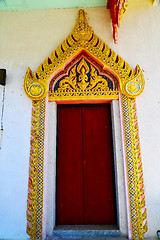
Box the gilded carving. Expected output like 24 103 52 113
24 68 47 100
49 57 119 101
58 58 109 91
26 99 45 240
24 9 145 101
24 9 147 240
122 95 148 239
122 65 145 98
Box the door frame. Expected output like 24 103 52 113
45 100 127 237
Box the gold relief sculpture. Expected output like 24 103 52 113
24 68 47 100
77 58 90 90
59 65 77 90
122 65 145 98
29 84 44 96
89 65 108 90
50 58 118 101
24 9 147 240
24 9 145 101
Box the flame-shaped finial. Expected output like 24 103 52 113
72 9 93 41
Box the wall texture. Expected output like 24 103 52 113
0 0 159 238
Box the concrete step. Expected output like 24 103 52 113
47 237 128 240
46 225 127 240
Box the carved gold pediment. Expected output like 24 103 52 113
24 9 145 101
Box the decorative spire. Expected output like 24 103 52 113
72 9 92 42
107 0 129 44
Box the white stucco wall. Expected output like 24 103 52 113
0 0 160 238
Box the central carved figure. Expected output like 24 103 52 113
77 58 89 90
59 58 109 91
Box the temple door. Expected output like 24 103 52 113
56 104 117 225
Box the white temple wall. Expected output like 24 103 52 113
0 0 160 238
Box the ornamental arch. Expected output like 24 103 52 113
24 9 147 240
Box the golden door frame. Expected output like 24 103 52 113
24 9 147 240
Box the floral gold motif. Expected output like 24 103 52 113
29 84 44 97
50 58 118 101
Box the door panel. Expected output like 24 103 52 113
57 106 84 225
56 104 117 226
82 105 116 224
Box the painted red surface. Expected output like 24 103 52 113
56 104 117 225
107 0 128 44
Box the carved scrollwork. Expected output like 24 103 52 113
57 58 110 92
89 65 108 90
24 68 48 100
121 65 145 98
49 58 118 100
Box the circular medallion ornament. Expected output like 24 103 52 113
29 84 44 97
126 82 140 95
121 66 145 98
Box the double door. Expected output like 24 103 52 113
56 104 117 226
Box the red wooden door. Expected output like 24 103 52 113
56 104 117 226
